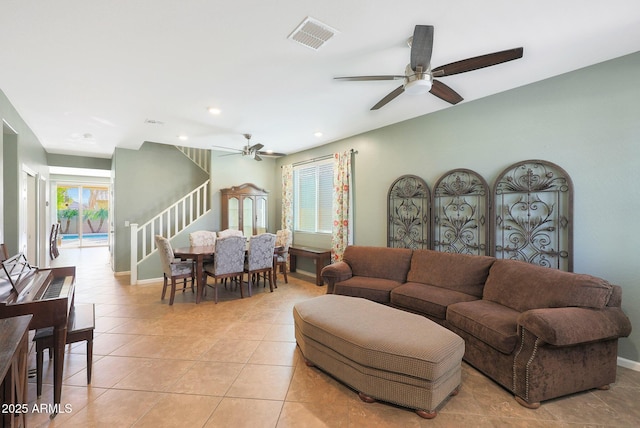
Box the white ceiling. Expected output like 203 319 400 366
1 1 639 159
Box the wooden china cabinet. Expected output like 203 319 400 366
220 183 268 236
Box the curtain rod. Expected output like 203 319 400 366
284 149 357 168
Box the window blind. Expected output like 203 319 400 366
294 160 333 233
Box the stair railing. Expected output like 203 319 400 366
176 146 210 174
129 180 210 284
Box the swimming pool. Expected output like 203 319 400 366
60 233 109 247
61 233 109 241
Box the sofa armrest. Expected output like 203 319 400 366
321 262 353 294
518 307 632 347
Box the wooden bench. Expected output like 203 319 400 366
34 303 95 397
289 246 331 285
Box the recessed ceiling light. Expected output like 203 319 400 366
208 107 221 115
314 132 323 138
178 135 188 141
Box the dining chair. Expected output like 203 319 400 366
245 233 277 294
0 243 9 262
154 235 196 305
217 228 244 239
189 230 217 247
274 229 293 286
189 230 217 264
203 235 246 303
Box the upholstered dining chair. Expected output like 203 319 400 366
245 233 277 294
189 230 217 247
154 235 196 305
203 235 246 303
189 230 217 264
217 228 244 239
274 229 293 286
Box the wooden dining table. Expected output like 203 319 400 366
173 245 215 304
173 244 283 303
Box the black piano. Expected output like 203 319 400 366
0 252 75 418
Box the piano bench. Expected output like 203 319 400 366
33 303 95 398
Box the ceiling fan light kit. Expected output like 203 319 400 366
403 65 433 95
335 25 523 110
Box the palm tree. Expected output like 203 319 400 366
84 208 109 233
58 209 79 234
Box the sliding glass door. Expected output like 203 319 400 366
57 184 110 247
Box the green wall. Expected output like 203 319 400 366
2 49 639 363
47 153 112 170
114 143 277 279
1 89 50 257
209 149 277 233
275 52 640 362
113 142 210 274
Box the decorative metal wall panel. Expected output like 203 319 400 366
493 160 573 271
433 169 490 255
387 175 430 249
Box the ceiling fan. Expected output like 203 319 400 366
213 134 286 162
335 25 523 110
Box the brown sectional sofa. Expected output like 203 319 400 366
321 245 632 408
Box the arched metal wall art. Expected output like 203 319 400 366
433 169 490 255
387 175 430 249
493 160 573 271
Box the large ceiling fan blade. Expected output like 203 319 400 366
249 143 264 152
335 75 405 81
432 47 523 77
430 80 464 105
371 85 405 110
212 145 242 153
410 25 434 71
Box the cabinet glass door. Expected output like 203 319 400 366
256 196 267 234
242 196 253 236
228 197 239 230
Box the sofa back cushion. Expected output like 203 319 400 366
483 259 613 312
406 250 495 297
343 246 412 283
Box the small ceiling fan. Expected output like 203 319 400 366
213 134 286 162
335 25 523 110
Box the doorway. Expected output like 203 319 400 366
57 184 110 248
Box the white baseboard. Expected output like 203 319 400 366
113 270 161 285
618 356 640 372
135 277 163 285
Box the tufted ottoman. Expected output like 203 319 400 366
293 294 464 418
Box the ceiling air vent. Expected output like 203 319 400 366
288 17 338 50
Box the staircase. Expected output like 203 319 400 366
176 146 210 173
129 146 211 284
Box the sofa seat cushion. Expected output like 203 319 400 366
391 282 479 320
447 300 520 355
334 277 403 304
406 250 495 298
483 259 614 313
343 246 413 283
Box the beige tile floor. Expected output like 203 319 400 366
23 247 640 427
